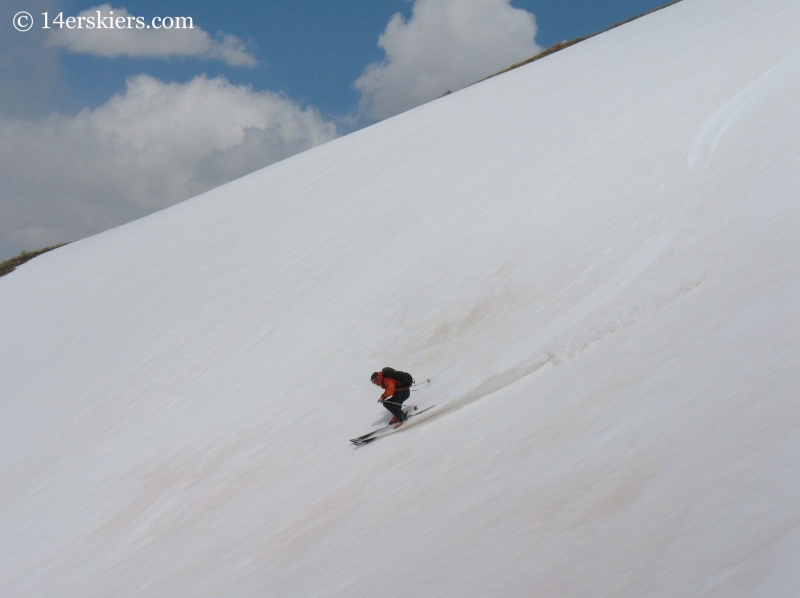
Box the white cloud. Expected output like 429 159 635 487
47 4 256 66
0 75 336 257
355 0 542 120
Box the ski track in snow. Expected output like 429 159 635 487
443 38 800 421
689 44 800 171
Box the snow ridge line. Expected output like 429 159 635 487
468 0 685 88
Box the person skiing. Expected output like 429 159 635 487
371 368 413 427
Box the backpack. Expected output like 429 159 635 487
381 367 414 389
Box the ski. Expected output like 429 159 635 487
407 404 435 418
349 422 395 445
350 405 436 446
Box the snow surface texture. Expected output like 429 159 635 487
2 0 800 595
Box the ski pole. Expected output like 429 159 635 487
381 399 418 411
410 378 432 388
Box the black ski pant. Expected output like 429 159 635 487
382 389 410 420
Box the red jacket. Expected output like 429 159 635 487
373 372 400 400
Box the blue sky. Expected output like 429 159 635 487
0 0 673 259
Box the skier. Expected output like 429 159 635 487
351 370 433 445
371 368 413 426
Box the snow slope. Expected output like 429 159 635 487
2 0 800 595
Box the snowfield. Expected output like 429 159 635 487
2 0 800 595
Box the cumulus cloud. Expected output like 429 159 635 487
355 0 542 120
0 75 336 257
47 4 256 66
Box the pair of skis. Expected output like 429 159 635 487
350 405 436 446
